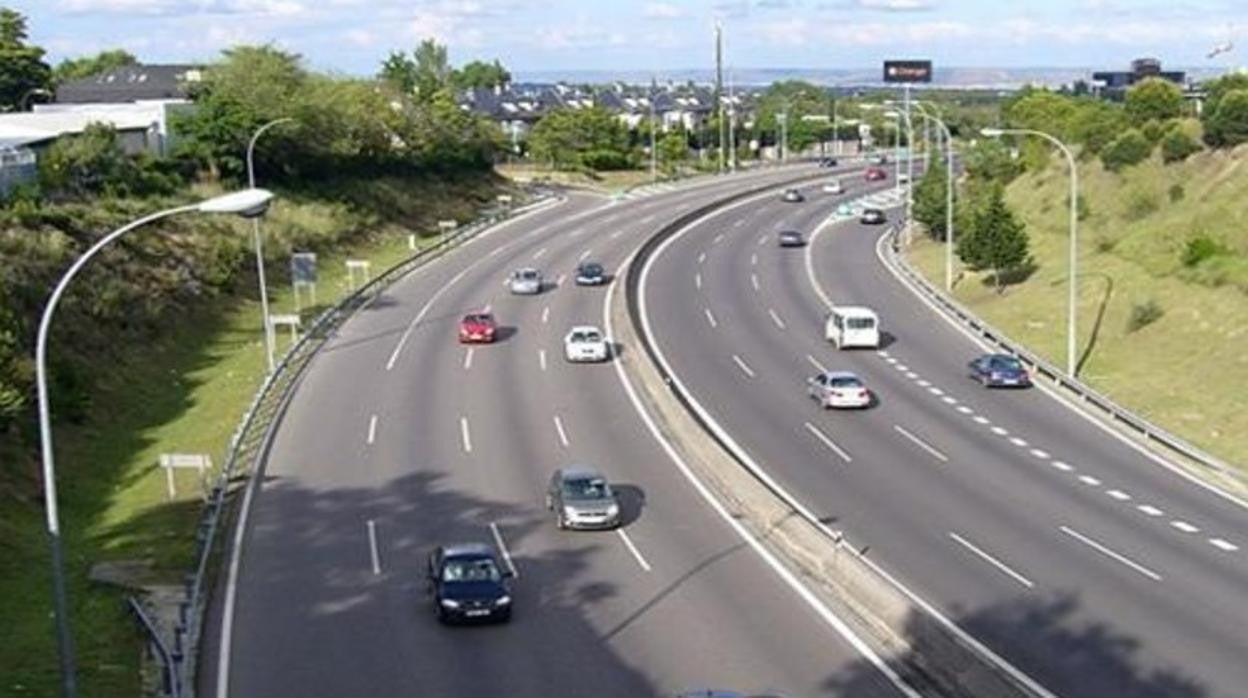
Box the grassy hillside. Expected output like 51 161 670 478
0 172 506 696
908 142 1248 467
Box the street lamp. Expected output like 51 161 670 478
20 87 51 111
911 103 957 292
35 188 274 697
982 126 1079 378
246 118 294 373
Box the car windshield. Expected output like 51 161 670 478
829 376 863 388
442 557 502 583
571 330 602 343
562 477 612 500
990 357 1024 371
846 317 875 330
516 270 538 280
581 264 602 275
465 314 492 325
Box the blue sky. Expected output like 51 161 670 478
13 0 1245 76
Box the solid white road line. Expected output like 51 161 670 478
539 349 548 372
553 414 570 448
463 348 474 370
616 529 653 572
367 414 378 445
541 306 550 324
768 308 787 330
803 422 853 463
894 424 949 463
732 354 756 378
948 532 1034 589
704 308 718 328
490 522 519 578
1060 525 1162 581
604 247 923 698
695 272 702 289
806 354 828 373
751 273 761 291
367 520 382 575
386 263 478 371
460 416 473 454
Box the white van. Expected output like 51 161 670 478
825 306 881 349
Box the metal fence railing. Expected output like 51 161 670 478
129 189 558 697
884 225 1241 479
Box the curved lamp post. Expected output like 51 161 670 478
982 127 1079 378
246 118 294 373
36 188 275 697
910 103 956 292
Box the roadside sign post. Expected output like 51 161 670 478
345 259 371 291
290 252 317 312
438 220 457 249
270 313 301 347
159 453 212 500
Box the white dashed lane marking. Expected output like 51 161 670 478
1210 538 1239 552
695 273 702 289
803 422 853 463
1137 505 1164 517
768 308 787 330
1171 521 1200 534
459 416 473 454
1051 460 1073 472
893 425 949 463
1107 490 1131 501
1060 526 1162 582
732 354 756 378
949 532 1035 589
553 415 570 448
705 308 718 329
1078 475 1103 487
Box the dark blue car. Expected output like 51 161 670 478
427 543 514 623
968 353 1032 388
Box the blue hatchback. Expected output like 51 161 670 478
968 353 1032 388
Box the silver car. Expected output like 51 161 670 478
546 467 621 530
508 268 543 294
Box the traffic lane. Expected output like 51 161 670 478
458 211 901 696
651 198 1237 696
811 223 1248 574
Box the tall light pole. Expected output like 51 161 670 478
983 127 1080 378
649 86 657 184
912 103 956 292
777 108 788 163
35 188 275 698
246 118 293 373
20 87 51 111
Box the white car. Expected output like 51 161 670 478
508 268 543 295
822 180 844 195
564 325 609 363
807 371 872 409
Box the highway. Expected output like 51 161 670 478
207 165 913 697
638 176 1248 698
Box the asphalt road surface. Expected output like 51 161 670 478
640 177 1248 698
207 165 912 698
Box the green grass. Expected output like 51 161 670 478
0 217 459 696
907 141 1248 468
495 162 713 194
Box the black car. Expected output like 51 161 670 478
575 261 607 285
427 543 514 623
777 230 805 247
968 353 1032 388
860 208 887 225
818 157 838 168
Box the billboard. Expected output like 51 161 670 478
883 60 933 84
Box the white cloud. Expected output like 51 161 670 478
642 2 682 19
857 0 934 10
344 28 374 47
531 23 628 51
59 0 306 17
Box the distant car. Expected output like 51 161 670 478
781 188 804 203
777 230 805 248
807 371 872 409
860 208 887 225
898 172 911 184
427 543 513 623
818 157 839 168
867 153 888 166
546 466 621 530
836 202 854 216
968 353 1032 388
575 261 607 286
458 312 497 343
822 179 844 195
508 267 542 294
865 167 888 182
564 325 609 362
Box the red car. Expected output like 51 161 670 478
864 167 887 181
459 312 497 343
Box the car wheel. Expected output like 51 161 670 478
496 607 512 623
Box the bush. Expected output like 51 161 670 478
1161 126 1202 163
1127 299 1164 332
1123 187 1158 221
1140 119 1168 143
579 148 634 171
1182 234 1231 268
1168 183 1185 202
1203 89 1248 148
1100 129 1152 172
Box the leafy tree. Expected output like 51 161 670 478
1125 78 1183 124
53 49 137 82
1100 128 1152 172
38 122 130 196
380 50 418 95
1160 123 1202 163
1203 89 1248 148
962 138 1021 183
529 107 632 171
1004 89 1077 140
753 80 833 153
658 128 688 171
913 164 954 241
1069 100 1130 155
454 59 510 90
0 8 51 111
958 184 1030 292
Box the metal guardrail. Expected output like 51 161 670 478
137 189 557 698
884 225 1240 478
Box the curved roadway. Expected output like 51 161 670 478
210 166 911 697
640 179 1248 697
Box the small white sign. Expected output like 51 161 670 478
159 453 212 499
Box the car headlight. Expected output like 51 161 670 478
563 506 577 518
607 504 620 517
495 595 511 606
440 599 460 609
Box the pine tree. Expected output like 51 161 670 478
958 185 1029 292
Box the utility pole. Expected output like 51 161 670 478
649 78 657 184
715 22 725 173
728 69 737 172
